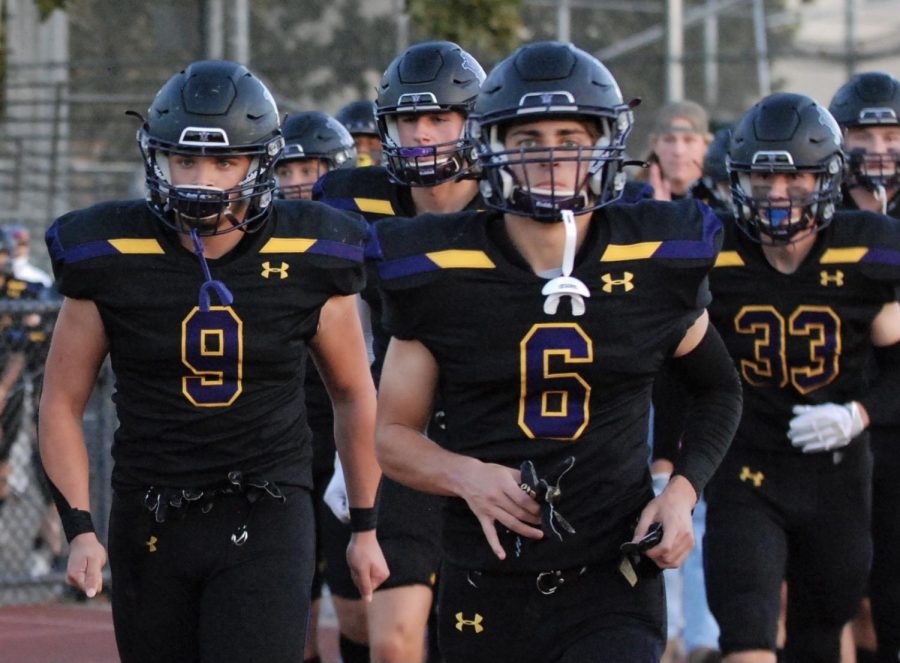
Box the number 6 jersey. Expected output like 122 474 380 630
708 209 900 455
376 199 722 572
46 199 368 490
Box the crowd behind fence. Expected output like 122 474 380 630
0 298 116 606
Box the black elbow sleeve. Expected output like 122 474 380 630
669 323 743 497
860 341 900 427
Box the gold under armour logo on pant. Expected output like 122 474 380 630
739 466 764 487
455 612 484 633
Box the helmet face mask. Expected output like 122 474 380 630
276 111 357 199
376 41 485 186
471 42 632 223
728 93 843 245
138 60 284 236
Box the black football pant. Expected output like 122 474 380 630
871 431 900 663
705 443 872 663
437 559 665 663
108 486 315 663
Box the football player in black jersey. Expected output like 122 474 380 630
38 60 387 663
702 93 900 663
315 39 486 663
373 41 742 663
335 100 382 167
829 72 900 663
273 109 364 663
276 111 357 201
830 71 900 218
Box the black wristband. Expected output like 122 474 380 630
46 474 96 542
349 507 377 532
61 508 96 543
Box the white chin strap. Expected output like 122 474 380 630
542 209 590 316
874 184 888 215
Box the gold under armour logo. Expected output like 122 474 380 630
819 270 844 287
455 612 484 634
739 466 764 487
601 272 634 293
146 535 158 553
261 261 289 279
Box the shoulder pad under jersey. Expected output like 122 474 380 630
375 210 494 289
816 209 900 284
266 200 369 266
313 166 405 220
597 198 723 269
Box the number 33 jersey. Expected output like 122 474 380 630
46 199 368 489
375 199 722 572
708 210 900 455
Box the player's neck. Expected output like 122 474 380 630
410 179 479 215
760 229 816 274
850 186 896 214
177 226 245 259
503 211 592 274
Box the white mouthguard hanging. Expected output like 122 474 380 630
542 210 590 316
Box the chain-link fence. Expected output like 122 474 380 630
0 297 116 607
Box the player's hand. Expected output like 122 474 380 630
346 530 389 602
323 455 350 524
633 475 696 569
788 401 866 453
66 532 107 599
648 161 672 201
458 460 543 560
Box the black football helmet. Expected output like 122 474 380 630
469 41 633 223
728 93 843 244
137 60 284 235
276 111 357 198
829 71 900 194
336 100 379 137
376 40 485 186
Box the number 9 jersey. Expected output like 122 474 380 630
708 208 900 455
45 198 369 490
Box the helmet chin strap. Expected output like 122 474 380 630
541 209 590 316
874 183 888 215
189 229 234 312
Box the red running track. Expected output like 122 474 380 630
0 602 340 663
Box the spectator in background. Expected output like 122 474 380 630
646 100 723 663
645 100 712 201
5 224 53 288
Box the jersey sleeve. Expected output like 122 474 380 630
373 211 478 341
45 201 152 301
271 200 371 297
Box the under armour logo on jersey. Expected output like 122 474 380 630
739 466 764 487
601 272 634 293
261 261 289 279
146 535 158 553
820 270 844 287
455 612 484 633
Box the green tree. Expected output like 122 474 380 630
406 0 523 63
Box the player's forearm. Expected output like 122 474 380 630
38 396 91 511
332 389 381 509
375 421 479 498
0 352 25 393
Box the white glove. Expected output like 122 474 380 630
323 454 350 523
787 401 866 453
